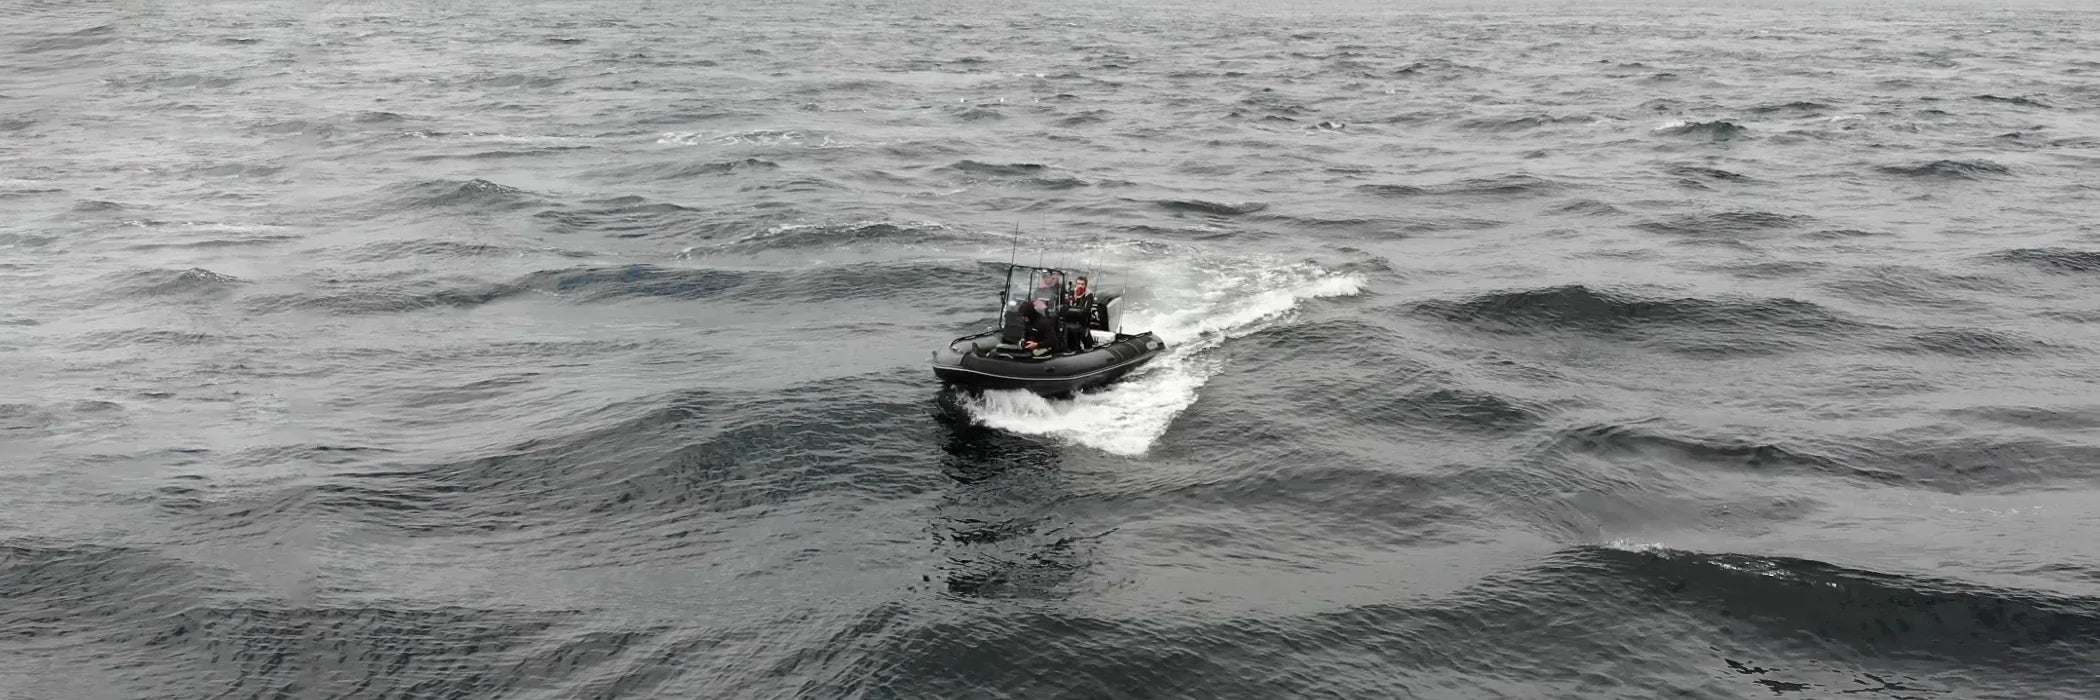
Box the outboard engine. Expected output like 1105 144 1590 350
1090 291 1123 335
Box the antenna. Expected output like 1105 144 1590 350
1009 221 1019 267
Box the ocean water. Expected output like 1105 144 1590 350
5 0 2100 697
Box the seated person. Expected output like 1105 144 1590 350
1018 301 1061 356
1064 276 1095 349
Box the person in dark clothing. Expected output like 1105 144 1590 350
1018 300 1061 356
1064 276 1095 349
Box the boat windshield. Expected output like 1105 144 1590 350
1002 265 1069 314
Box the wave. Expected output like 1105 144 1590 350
385 178 545 211
1355 173 1568 199
337 239 523 263
1549 199 1624 216
1880 327 2058 358
946 160 1047 177
1413 284 1858 348
249 260 987 315
956 260 1364 456
1587 543 2100 666
1653 120 1748 140
1664 164 1751 182
1993 248 2100 274
1635 210 1813 238
18 23 118 54
1392 57 1485 79
1876 159 2011 179
533 197 709 238
1745 101 1833 115
1552 421 1871 480
1452 114 1595 132
64 329 223 350
701 219 964 251
226 378 932 547
98 267 247 302
1975 94 2052 109
1151 199 1269 216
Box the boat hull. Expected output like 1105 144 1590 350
931 330 1166 396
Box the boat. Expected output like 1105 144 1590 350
931 264 1167 396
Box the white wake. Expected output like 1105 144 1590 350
955 257 1364 456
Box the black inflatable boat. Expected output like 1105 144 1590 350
931 264 1167 396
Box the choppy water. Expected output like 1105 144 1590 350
5 0 2100 697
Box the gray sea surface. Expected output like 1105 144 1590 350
4 0 2100 697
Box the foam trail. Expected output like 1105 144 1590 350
960 261 1364 456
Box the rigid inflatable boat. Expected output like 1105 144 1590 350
931 264 1166 396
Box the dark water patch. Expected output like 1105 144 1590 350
1392 386 1550 434
1453 114 1594 132
386 178 545 211
946 160 1046 177
1817 274 1976 312
1152 199 1268 216
1665 164 1751 182
116 231 296 251
504 264 746 303
708 219 963 251
533 197 707 238
286 383 935 539
18 24 118 54
1705 259 1824 280
1356 174 1567 199
1951 406 2100 431
1993 248 2100 274
0 403 58 434
0 541 220 653
351 111 408 123
1858 430 2100 493
1234 320 1547 436
1799 228 1892 240
1553 422 1874 482
148 603 598 699
1881 327 2061 358
404 145 593 162
101 267 247 302
1584 545 2100 668
1975 94 2053 109
252 259 984 316
1655 120 1747 141
1015 176 1091 190
339 239 518 263
72 199 138 214
952 105 1004 121
469 73 563 89
1876 159 2011 179
1392 57 1484 79
128 74 240 90
1413 284 1862 355
1549 199 1624 216
65 329 222 351
596 156 785 180
1746 101 1834 115
247 118 339 140
1245 215 1405 236
1636 210 1813 238
245 278 525 315
741 176 849 192
1056 109 1112 127
188 163 285 178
